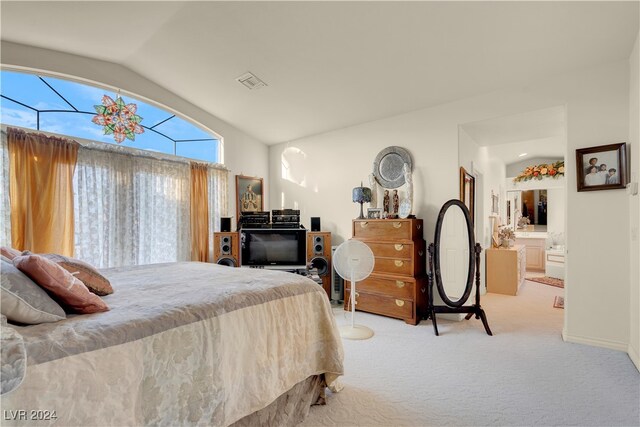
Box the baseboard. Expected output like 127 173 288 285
562 331 628 352
628 344 640 372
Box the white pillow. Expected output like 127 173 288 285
1 256 66 324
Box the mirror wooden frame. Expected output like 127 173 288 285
432 200 475 307
426 199 492 336
459 167 475 224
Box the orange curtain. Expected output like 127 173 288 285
7 127 79 256
190 162 209 262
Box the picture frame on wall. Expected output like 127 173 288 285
491 190 499 215
235 175 264 220
460 167 475 223
575 143 627 192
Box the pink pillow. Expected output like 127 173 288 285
40 254 113 296
1 247 21 260
13 254 109 314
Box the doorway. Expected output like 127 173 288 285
458 105 568 331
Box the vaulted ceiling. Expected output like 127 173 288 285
461 106 566 165
1 1 638 145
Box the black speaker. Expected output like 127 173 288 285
311 217 321 232
310 256 329 276
220 236 231 255
214 232 240 267
217 257 236 267
220 217 231 232
313 235 324 255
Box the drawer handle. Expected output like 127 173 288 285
394 260 404 267
418 250 424 257
417 224 421 230
393 222 402 228
360 222 368 228
395 300 405 307
394 244 404 251
395 280 405 288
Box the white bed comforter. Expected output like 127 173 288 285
0 262 344 426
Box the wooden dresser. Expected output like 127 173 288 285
345 218 428 325
486 245 526 295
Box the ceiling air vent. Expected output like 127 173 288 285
236 72 267 90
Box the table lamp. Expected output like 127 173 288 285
352 182 372 219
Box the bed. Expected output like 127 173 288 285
0 262 344 426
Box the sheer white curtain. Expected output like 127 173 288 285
2 130 226 267
207 166 229 261
1 131 11 247
74 145 191 268
133 155 190 265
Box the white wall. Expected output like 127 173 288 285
0 41 270 221
562 63 630 351
270 59 632 353
506 157 564 178
628 32 639 371
270 107 463 245
458 127 507 293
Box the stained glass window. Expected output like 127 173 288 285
0 70 222 163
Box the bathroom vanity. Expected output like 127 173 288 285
515 231 547 272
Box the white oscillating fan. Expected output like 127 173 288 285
333 240 375 340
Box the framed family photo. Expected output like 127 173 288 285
575 143 627 192
459 167 475 223
235 175 264 219
367 208 382 219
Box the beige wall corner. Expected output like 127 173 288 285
628 30 640 372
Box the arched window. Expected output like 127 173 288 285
0 70 221 163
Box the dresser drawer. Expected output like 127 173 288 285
345 288 413 320
346 275 415 299
373 257 415 276
363 241 413 258
353 219 423 241
363 241 426 275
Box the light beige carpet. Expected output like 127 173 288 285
303 280 639 426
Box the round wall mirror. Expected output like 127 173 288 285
433 199 475 307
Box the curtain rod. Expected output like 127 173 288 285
1 126 229 172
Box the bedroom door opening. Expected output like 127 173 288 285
458 105 567 334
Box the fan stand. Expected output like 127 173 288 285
339 272 374 340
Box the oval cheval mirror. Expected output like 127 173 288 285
427 199 492 336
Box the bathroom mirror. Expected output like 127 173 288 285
520 190 547 231
427 199 492 336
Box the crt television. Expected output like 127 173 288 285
240 229 307 269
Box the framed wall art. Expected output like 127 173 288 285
235 175 264 219
575 143 627 192
459 167 475 223
491 190 499 215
